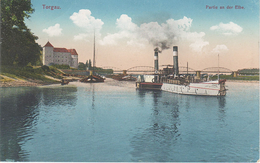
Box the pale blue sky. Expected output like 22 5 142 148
28 0 258 33
25 0 259 70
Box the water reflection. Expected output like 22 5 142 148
194 95 227 125
217 97 227 125
137 90 162 106
133 90 228 161
1 82 254 162
152 90 162 107
92 84 95 109
0 88 40 161
132 90 180 162
218 97 226 109
0 86 78 161
40 86 77 107
200 96 227 122
136 89 146 106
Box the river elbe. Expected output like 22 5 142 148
0 79 258 162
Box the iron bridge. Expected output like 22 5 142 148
100 66 233 74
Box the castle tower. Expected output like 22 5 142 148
68 49 78 68
43 41 54 66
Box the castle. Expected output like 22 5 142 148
43 41 78 68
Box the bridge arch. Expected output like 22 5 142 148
201 67 233 73
100 66 122 71
178 66 196 72
127 66 155 72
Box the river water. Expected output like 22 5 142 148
0 79 259 162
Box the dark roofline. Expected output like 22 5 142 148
44 41 54 47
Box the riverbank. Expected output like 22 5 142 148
0 80 49 87
0 75 60 87
0 65 67 88
0 77 258 88
226 79 259 83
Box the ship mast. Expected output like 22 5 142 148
93 30 96 75
218 54 220 81
187 62 188 75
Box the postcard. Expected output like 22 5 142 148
0 0 259 162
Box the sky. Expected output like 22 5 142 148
25 0 259 71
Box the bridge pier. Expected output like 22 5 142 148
196 71 201 79
232 71 238 77
123 70 127 76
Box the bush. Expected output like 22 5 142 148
41 65 50 72
22 65 34 72
211 74 259 81
51 64 70 69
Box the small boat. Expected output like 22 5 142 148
112 74 137 81
61 79 69 85
80 75 105 83
121 75 137 81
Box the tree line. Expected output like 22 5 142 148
78 60 113 74
1 0 42 67
78 59 92 70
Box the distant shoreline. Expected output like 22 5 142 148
0 79 258 88
226 80 259 83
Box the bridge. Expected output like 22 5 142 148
100 66 234 74
201 67 233 73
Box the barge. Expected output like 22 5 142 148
80 74 105 83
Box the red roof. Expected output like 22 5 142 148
54 48 69 53
44 41 78 55
44 41 54 47
67 49 78 55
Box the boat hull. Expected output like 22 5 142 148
161 81 226 96
136 74 227 96
136 82 163 90
80 75 105 83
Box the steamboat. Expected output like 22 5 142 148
136 46 227 96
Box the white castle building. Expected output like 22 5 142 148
43 41 78 68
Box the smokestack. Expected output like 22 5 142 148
154 48 159 73
173 46 179 77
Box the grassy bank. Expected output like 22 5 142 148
211 74 259 81
0 65 64 84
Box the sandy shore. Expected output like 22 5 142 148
0 74 84 87
0 80 60 88
0 75 61 88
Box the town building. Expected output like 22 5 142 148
43 41 78 68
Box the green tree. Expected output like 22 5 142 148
78 62 86 70
1 0 41 66
88 59 92 70
85 60 89 68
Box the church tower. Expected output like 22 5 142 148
43 41 54 65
